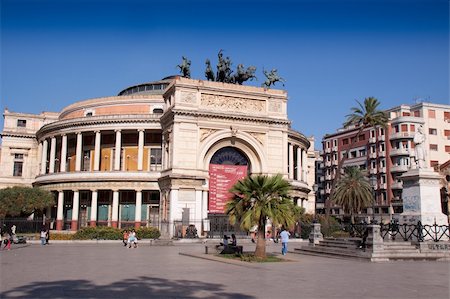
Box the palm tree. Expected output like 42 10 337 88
330 97 388 214
331 167 373 224
226 174 295 258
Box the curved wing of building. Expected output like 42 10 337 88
0 77 313 237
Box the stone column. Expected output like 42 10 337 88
41 139 48 175
60 134 67 172
195 189 203 235
288 143 294 179
114 130 122 171
296 147 301 181
49 137 56 173
94 131 101 171
71 190 80 231
75 132 83 171
90 190 98 227
111 190 119 228
169 189 179 237
302 149 307 182
137 129 144 171
367 224 384 252
56 191 64 231
135 190 142 229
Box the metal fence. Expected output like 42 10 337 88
380 221 450 242
0 218 46 234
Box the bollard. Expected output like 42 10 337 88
205 246 208 254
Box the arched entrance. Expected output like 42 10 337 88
207 147 250 237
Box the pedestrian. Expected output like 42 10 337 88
40 227 47 245
249 225 258 243
11 224 17 243
3 231 11 250
128 229 137 248
122 229 129 246
279 227 290 255
45 228 50 245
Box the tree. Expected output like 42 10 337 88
225 174 296 258
330 97 388 214
0 186 55 218
331 167 373 224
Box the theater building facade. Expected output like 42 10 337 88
0 77 314 237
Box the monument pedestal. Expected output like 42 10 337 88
400 168 448 227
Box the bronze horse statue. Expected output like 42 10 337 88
205 59 215 81
262 68 285 88
232 64 257 85
177 56 191 78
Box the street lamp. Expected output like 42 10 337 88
369 175 378 224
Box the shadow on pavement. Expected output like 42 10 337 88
1 276 255 299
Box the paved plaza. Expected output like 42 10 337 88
0 241 449 299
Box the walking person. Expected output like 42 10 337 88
279 227 290 255
40 227 47 245
127 229 138 248
2 230 11 250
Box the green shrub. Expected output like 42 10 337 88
298 214 341 239
330 230 350 238
51 233 74 240
136 227 160 239
73 226 122 240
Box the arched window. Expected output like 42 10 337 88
210 146 250 167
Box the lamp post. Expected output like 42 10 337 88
369 175 377 224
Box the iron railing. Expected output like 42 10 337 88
380 221 450 242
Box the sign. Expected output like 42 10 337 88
208 164 247 214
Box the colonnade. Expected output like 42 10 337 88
55 188 152 231
288 143 307 181
39 129 152 174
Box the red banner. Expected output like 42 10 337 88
208 164 247 214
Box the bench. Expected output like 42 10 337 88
204 245 243 255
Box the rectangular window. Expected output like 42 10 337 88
150 148 162 170
401 124 408 132
445 112 450 121
413 110 420 117
342 139 349 145
429 128 437 135
445 146 450 153
350 151 357 158
359 134 365 141
430 160 439 167
444 130 450 137
402 112 410 116
430 144 438 151
13 161 23 176
17 119 26 127
410 124 415 132
333 139 337 147
428 109 436 118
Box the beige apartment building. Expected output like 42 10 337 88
0 77 315 237
319 102 450 221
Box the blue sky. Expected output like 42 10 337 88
1 0 448 149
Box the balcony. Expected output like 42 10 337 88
379 183 387 189
379 135 385 141
325 148 331 153
332 160 339 166
369 168 377 175
390 148 410 156
320 190 325 195
391 164 409 173
390 132 414 140
325 161 332 167
332 146 338 152
325 174 332 181
325 188 331 194
378 151 386 157
369 137 376 144
391 181 403 189
369 152 377 159
379 166 386 173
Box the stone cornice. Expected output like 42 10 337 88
288 129 311 149
36 114 162 139
0 131 37 139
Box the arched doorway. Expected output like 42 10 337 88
207 147 250 237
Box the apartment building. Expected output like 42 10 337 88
318 102 450 222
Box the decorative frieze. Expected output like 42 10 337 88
180 92 197 104
268 101 282 113
200 128 219 141
201 94 265 113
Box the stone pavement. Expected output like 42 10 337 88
0 241 449 299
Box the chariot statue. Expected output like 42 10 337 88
216 50 233 83
205 59 215 81
232 64 257 85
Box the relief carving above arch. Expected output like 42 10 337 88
201 94 265 113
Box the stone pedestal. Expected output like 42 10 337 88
400 168 448 226
309 223 323 245
366 224 384 252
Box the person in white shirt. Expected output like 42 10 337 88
279 228 290 255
